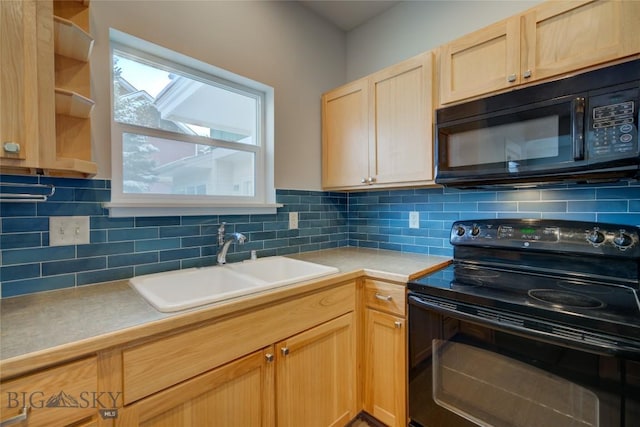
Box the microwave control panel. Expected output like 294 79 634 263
587 86 639 159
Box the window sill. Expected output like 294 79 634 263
104 202 283 217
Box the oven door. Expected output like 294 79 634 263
408 294 640 427
435 95 585 187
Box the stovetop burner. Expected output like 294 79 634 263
527 289 605 309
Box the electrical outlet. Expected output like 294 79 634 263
289 212 299 229
409 211 420 229
50 216 90 246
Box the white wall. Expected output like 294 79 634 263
90 0 345 190
346 0 542 80
90 0 546 191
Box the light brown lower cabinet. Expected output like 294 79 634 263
0 357 99 427
117 312 356 427
277 312 356 427
0 280 368 427
117 347 275 426
362 279 407 427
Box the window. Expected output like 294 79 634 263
106 29 278 217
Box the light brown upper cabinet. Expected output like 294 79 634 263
440 0 640 105
0 0 96 177
0 0 46 171
322 51 435 190
322 78 369 190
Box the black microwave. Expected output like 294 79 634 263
435 59 640 188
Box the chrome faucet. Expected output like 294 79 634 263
216 223 246 265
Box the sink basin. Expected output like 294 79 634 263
226 256 339 286
130 267 268 312
129 256 339 312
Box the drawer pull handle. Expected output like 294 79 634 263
394 321 402 329
3 142 20 154
281 347 289 356
1 406 29 426
375 293 392 302
265 353 274 362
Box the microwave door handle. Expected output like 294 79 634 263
572 97 586 161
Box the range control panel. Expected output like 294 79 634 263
451 219 640 256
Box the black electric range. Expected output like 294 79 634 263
408 218 640 358
407 219 640 427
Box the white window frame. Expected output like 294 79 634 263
105 29 279 217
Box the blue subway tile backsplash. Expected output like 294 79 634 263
0 175 349 297
3 174 640 297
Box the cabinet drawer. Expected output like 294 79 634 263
0 357 97 427
122 282 355 405
364 280 406 316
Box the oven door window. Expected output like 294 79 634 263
408 306 638 427
437 98 578 177
433 339 599 427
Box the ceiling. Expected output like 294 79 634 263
299 1 401 31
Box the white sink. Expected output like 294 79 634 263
129 256 339 312
129 267 268 312
226 256 339 287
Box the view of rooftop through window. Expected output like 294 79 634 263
112 49 260 197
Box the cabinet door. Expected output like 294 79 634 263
322 79 369 189
370 52 434 186
117 348 275 427
276 313 356 427
440 15 521 104
363 309 406 427
0 0 40 167
523 0 640 83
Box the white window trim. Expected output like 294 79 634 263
105 29 280 217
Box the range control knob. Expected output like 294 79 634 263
613 231 634 250
471 225 480 237
586 229 605 245
455 226 466 236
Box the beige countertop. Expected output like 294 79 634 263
0 247 450 375
289 247 450 282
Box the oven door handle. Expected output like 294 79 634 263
408 294 640 360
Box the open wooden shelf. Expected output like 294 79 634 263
49 157 97 176
53 15 93 62
54 88 94 118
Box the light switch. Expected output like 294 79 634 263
289 212 299 229
409 211 420 229
50 216 90 246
